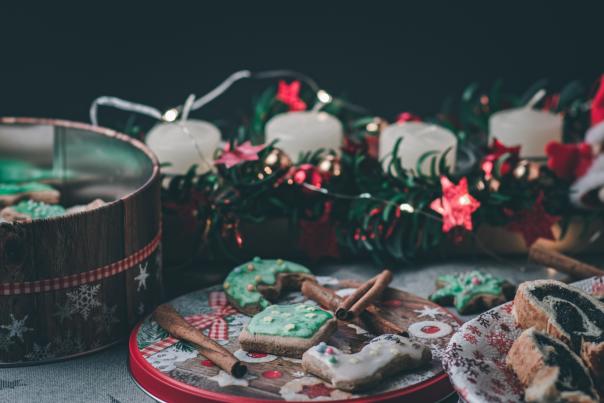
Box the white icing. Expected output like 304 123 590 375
304 334 428 383
208 370 255 387
233 349 277 363
346 323 369 335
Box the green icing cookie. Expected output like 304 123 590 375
430 270 506 312
247 303 333 338
223 257 311 309
0 182 55 195
12 200 66 219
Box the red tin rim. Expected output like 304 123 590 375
128 322 454 403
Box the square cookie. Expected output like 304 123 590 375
239 303 336 358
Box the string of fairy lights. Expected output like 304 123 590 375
88 69 594 267
90 69 368 126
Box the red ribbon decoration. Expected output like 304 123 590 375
592 74 604 126
140 291 237 358
545 141 593 180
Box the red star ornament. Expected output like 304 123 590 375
430 177 480 233
505 193 560 246
276 80 306 111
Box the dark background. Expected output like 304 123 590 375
1 2 603 128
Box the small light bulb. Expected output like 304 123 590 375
162 108 179 122
359 193 371 199
317 90 332 104
458 195 470 206
399 203 415 213
366 122 379 132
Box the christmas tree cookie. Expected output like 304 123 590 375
429 270 515 314
238 303 336 358
0 182 60 206
302 334 432 391
223 257 315 315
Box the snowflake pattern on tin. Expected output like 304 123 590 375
1 314 33 341
24 342 54 361
443 276 602 403
66 284 102 320
134 262 150 292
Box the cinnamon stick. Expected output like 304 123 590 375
348 270 393 319
529 244 604 279
153 304 247 378
301 280 406 336
335 275 378 320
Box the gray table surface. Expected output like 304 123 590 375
0 256 579 403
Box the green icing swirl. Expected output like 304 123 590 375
223 257 311 309
0 182 55 195
247 303 333 338
12 200 66 219
430 270 505 311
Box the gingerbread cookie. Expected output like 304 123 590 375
507 328 599 403
302 334 432 392
0 199 66 222
238 303 336 358
513 280 604 387
0 182 60 206
223 257 315 315
429 270 515 314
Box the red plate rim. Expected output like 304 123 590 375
128 321 455 403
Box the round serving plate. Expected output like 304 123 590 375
442 275 604 402
129 276 461 402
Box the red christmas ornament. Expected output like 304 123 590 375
292 163 324 190
591 74 604 126
545 141 593 180
430 177 480 233
396 112 422 123
298 202 340 260
276 80 306 112
505 193 560 246
481 139 521 179
214 141 266 169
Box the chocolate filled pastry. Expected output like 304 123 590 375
513 280 604 387
507 328 599 403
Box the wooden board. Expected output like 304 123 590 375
130 277 460 402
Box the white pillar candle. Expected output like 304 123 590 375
489 108 562 158
379 122 457 175
146 119 221 175
265 111 343 161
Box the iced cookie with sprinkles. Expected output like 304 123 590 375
0 182 60 206
429 270 515 314
238 303 336 358
223 257 315 315
0 199 66 222
302 334 432 392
